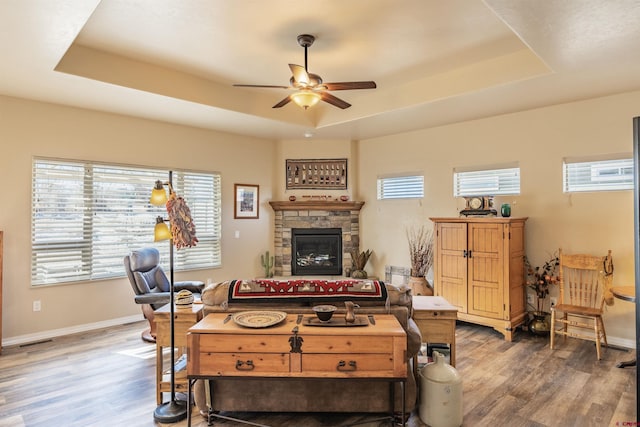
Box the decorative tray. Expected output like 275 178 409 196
305 316 369 327
232 311 287 328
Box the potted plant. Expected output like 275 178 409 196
406 224 434 296
350 249 373 279
524 253 560 335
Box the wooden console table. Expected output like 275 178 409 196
412 296 458 367
186 313 407 426
154 303 203 404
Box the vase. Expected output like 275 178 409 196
351 269 368 279
500 203 511 217
529 311 550 336
408 276 433 296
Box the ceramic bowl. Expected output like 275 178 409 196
312 304 337 322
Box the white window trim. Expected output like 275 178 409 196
377 174 424 200
31 157 222 286
563 154 633 193
454 163 520 197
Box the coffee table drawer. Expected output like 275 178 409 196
197 334 290 353
301 353 396 375
195 352 290 375
302 335 394 353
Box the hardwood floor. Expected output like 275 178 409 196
0 320 636 427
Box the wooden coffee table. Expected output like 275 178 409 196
186 312 407 426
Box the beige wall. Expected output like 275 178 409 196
0 95 275 342
358 90 639 346
1 89 638 347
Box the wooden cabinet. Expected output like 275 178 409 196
188 313 407 379
430 217 527 341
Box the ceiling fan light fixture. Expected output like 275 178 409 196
291 91 321 110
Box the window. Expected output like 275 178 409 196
563 155 633 192
31 158 221 286
454 164 520 197
377 175 424 199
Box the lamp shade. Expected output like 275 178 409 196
154 217 172 242
150 180 168 206
292 91 321 109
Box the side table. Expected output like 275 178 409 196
155 303 204 404
412 296 458 368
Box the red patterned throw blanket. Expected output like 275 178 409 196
227 278 388 303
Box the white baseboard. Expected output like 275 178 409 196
606 336 636 351
2 314 144 348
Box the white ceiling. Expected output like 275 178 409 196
3 0 640 140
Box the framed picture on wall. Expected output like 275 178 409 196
286 158 347 189
234 184 259 219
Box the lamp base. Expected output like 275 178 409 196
153 399 188 423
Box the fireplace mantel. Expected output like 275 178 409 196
269 200 364 211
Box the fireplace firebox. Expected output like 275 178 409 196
291 228 342 275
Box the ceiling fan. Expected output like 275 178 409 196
233 34 376 110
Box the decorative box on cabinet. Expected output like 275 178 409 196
430 217 527 341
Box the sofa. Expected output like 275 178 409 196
192 278 422 419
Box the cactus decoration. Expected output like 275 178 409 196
261 250 274 278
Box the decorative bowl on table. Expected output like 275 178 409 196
312 304 337 322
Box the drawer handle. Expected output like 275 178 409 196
235 360 255 371
336 360 357 371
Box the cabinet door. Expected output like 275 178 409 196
467 223 504 319
507 221 526 319
434 222 468 313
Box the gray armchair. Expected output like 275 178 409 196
124 247 204 342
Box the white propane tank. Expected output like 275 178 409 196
419 350 463 427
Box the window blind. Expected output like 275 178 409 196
454 166 520 197
563 156 633 192
377 175 424 199
31 158 221 286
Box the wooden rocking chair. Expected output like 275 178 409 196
550 248 614 360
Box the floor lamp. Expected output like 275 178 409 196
150 171 187 423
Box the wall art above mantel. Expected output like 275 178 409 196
286 158 347 190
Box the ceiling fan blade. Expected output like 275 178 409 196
233 84 290 89
324 81 377 91
321 92 351 109
289 64 310 86
272 96 292 108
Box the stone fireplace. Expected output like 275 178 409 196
269 201 364 277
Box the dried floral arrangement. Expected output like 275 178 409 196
406 224 434 277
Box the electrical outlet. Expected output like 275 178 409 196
526 293 534 305
550 297 557 307
33 300 41 312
